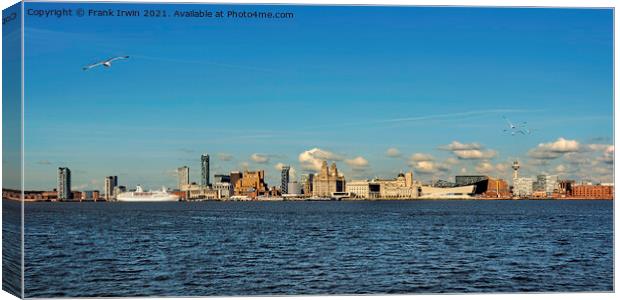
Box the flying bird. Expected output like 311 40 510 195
83 56 130 70
502 115 531 135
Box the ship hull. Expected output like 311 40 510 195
116 197 179 202
116 192 180 202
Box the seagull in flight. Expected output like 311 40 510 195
83 56 130 71
502 115 531 135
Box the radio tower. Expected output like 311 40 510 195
512 160 520 184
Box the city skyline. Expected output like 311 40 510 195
43 144 612 194
21 4 613 190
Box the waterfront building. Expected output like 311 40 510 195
345 180 380 199
234 170 269 198
534 175 559 196
201 154 210 187
57 167 71 201
22 191 45 201
182 183 219 200
268 186 280 197
375 172 417 199
419 185 474 198
170 190 187 201
455 175 488 186
558 180 575 196
483 177 510 198
104 175 118 201
513 177 534 197
286 181 303 196
301 174 314 196
453 175 509 197
571 184 613 199
82 190 100 201
70 191 82 201
433 179 456 188
281 165 290 195
214 174 231 183
177 166 189 189
312 161 345 197
42 190 58 201
213 182 233 199
230 171 242 193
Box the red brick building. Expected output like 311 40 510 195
571 185 613 199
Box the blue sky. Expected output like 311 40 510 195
22 3 613 190
3 2 22 190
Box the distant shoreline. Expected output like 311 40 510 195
3 198 613 203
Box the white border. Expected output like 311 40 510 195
0 1 617 300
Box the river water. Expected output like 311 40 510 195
18 200 613 297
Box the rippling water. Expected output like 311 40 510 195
3 200 22 298
22 200 612 297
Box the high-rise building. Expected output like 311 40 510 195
301 174 314 196
104 176 118 201
312 161 345 197
201 154 210 187
57 167 71 200
281 165 290 195
177 166 189 189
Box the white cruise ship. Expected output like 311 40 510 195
116 185 180 202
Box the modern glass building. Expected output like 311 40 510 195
57 167 71 200
201 154 210 187
281 165 290 194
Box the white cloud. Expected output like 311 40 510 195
412 161 449 174
555 164 567 174
439 141 482 151
413 161 436 174
528 138 580 160
475 162 495 173
598 145 614 165
298 148 342 171
495 163 508 172
453 149 497 160
410 153 434 162
440 141 496 160
386 147 401 158
587 144 613 152
345 156 369 170
250 153 270 164
445 157 459 165
474 161 509 174
218 153 234 161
